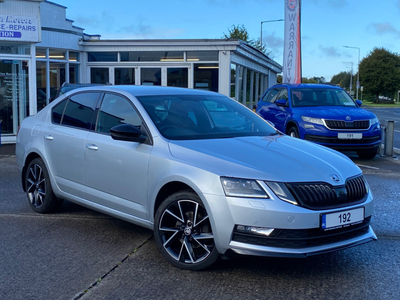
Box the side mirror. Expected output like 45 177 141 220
355 100 363 107
110 124 147 143
275 99 288 107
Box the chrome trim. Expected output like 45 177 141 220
322 119 371 131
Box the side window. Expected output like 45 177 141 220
277 88 288 101
52 99 68 124
61 92 99 130
261 88 280 103
96 93 142 134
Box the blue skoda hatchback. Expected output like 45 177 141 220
256 84 381 159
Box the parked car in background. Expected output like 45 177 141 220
16 85 376 270
256 83 381 159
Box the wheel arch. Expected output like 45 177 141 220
21 152 43 192
285 120 299 134
153 181 196 218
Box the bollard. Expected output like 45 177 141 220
384 121 395 156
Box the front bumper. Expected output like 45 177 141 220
230 225 377 257
205 185 375 257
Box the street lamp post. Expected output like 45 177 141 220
260 19 284 47
343 46 361 99
343 61 353 95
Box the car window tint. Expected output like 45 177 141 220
261 88 279 103
52 99 67 124
277 88 288 101
61 92 99 130
96 93 142 134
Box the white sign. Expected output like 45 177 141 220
283 0 302 84
0 15 39 42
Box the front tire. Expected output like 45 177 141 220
287 126 299 138
25 158 63 213
154 190 219 270
357 148 378 159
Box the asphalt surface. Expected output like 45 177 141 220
0 144 399 300
364 106 400 151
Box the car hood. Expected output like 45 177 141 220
293 106 376 120
168 135 361 185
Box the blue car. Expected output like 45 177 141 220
256 83 381 159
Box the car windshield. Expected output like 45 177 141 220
291 88 357 107
137 94 277 140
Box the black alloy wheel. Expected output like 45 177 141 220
25 158 63 213
154 190 219 270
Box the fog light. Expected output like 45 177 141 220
236 225 274 236
304 124 315 129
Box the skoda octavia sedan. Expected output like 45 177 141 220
256 84 381 159
16 85 376 270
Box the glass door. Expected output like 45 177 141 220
0 59 29 135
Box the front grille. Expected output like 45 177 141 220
286 175 367 210
325 119 370 130
232 217 371 249
305 135 381 145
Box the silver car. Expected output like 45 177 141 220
16 86 377 270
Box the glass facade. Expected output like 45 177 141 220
115 68 135 85
141 68 161 86
194 63 218 92
121 51 183 62
91 68 109 84
167 68 188 88
0 60 29 135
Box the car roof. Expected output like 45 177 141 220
68 85 222 97
272 83 342 89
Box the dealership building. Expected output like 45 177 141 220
0 0 282 144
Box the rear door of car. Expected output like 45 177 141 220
271 88 290 132
84 92 152 220
43 92 101 198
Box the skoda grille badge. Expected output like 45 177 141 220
346 116 351 121
330 174 340 183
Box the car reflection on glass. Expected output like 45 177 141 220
16 85 376 270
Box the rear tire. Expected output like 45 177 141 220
154 190 219 270
357 148 378 159
25 158 63 213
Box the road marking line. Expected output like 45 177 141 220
356 164 380 170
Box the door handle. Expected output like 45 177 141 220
86 143 99 151
44 135 53 140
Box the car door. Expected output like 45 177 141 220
257 87 280 123
84 92 152 220
271 88 291 132
43 92 100 198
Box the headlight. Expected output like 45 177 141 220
220 177 269 198
301 116 324 125
265 181 298 205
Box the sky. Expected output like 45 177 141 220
54 0 400 81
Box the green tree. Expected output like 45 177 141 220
359 47 400 102
223 24 268 54
330 71 353 90
301 76 325 84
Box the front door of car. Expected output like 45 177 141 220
84 93 151 220
43 92 100 198
267 88 290 132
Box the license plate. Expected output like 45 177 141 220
338 133 362 139
321 207 364 230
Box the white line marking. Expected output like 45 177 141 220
356 164 380 170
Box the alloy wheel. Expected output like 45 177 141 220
26 163 46 209
158 199 215 264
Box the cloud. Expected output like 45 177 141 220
73 12 115 34
262 32 283 58
370 22 400 38
318 45 342 58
